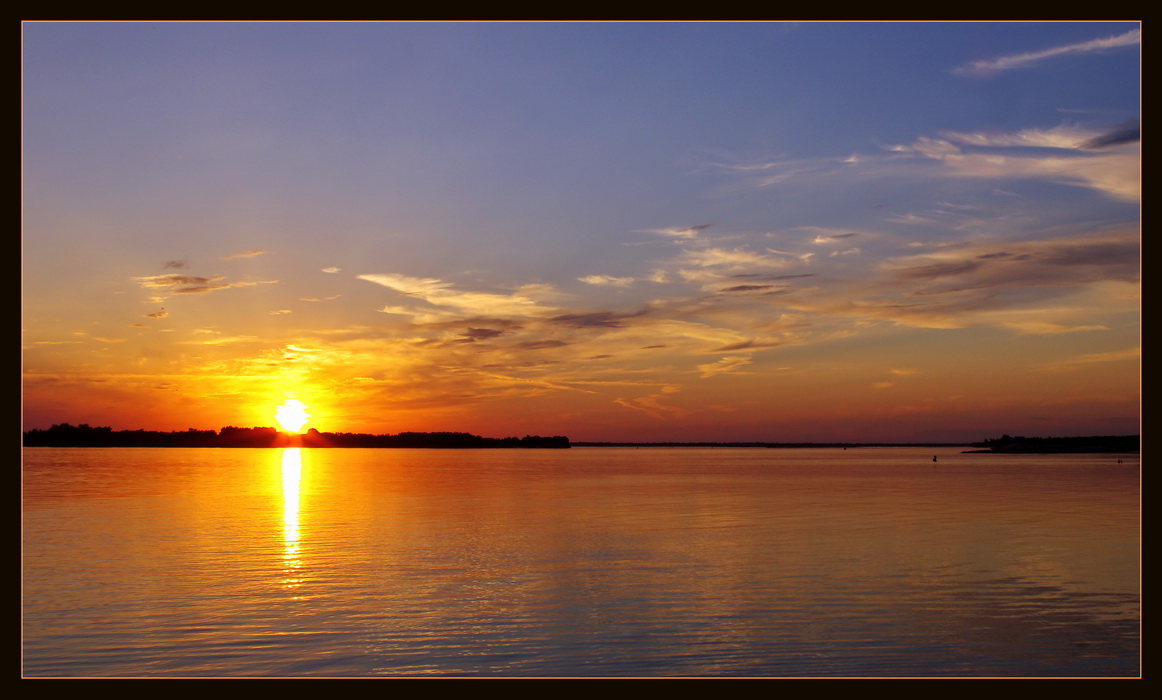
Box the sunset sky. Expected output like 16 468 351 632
22 22 1140 443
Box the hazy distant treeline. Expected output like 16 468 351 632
22 423 570 449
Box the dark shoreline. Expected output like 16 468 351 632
573 442 969 448
22 424 1139 454
22 424 570 449
960 434 1139 454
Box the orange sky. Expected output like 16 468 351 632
23 23 1139 442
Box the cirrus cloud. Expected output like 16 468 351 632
952 28 1140 77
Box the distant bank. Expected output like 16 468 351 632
576 437 1138 453
21 424 570 449
963 434 1139 454
22 424 1138 453
575 435 1138 453
573 441 970 448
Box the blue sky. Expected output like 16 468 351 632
22 22 1140 441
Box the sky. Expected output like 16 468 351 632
22 22 1140 443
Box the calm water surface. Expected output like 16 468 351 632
22 447 1139 677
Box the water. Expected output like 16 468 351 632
22 447 1140 677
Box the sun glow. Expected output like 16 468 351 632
275 398 310 433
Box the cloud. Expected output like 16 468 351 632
549 311 646 328
614 394 691 420
321 267 341 273
891 235 1138 290
678 247 790 270
895 260 982 280
358 273 556 317
717 284 782 293
578 274 635 287
706 156 838 194
906 129 1140 202
712 339 783 352
144 311 168 319
1082 121 1141 149
697 356 753 379
182 332 260 346
458 328 507 343
840 229 1140 329
1036 347 1140 372
952 28 1140 77
135 274 224 289
517 339 569 350
940 125 1098 150
811 231 860 244
641 224 713 240
163 260 187 269
998 320 1109 335
222 249 268 260
766 248 816 263
132 274 278 300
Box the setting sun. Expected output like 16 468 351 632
275 398 310 433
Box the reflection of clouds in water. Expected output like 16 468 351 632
281 448 302 590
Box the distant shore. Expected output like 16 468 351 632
572 442 969 448
961 434 1139 454
22 424 1139 454
21 424 570 449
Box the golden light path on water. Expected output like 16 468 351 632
281 448 303 592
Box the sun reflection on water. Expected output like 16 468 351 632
280 448 303 592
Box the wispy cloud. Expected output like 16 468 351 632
901 128 1139 202
578 274 635 287
183 330 260 346
549 311 646 329
810 230 861 244
939 125 1099 150
614 394 691 420
998 320 1109 335
222 249 268 260
854 230 1140 329
1082 120 1141 149
717 118 1138 204
640 224 713 240
706 156 838 194
952 28 1140 77
697 356 753 379
678 247 790 270
132 274 277 300
358 273 557 317
1037 347 1140 372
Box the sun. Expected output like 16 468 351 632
275 398 310 433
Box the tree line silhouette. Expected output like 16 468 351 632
22 423 570 449
966 434 1139 453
